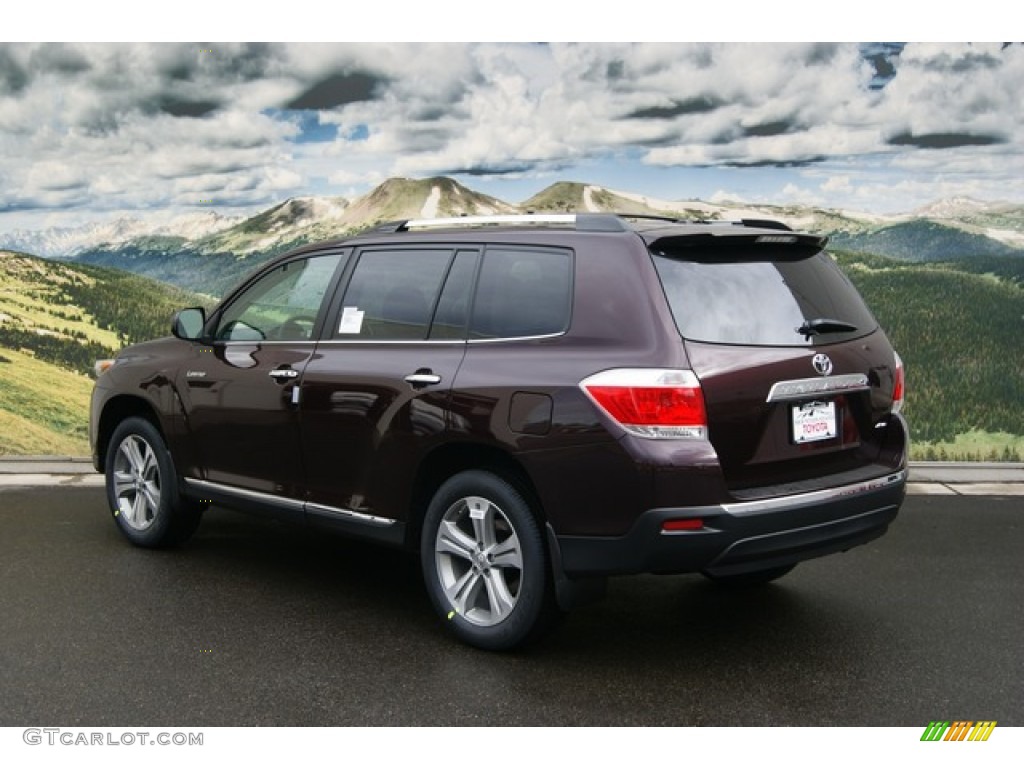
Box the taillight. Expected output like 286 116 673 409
580 368 707 439
892 353 905 414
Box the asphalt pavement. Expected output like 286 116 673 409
0 481 1021 726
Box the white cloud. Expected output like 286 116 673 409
2 41 1024 228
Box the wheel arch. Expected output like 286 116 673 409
408 442 545 549
95 395 166 474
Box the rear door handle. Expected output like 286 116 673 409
404 373 442 386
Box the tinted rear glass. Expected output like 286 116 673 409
652 251 877 346
469 247 572 339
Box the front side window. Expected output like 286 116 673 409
215 253 344 341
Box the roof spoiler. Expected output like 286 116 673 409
649 231 829 261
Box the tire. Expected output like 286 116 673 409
105 417 204 548
420 470 558 651
702 564 796 588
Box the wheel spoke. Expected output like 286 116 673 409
487 536 522 570
446 568 484 615
131 489 148 525
140 480 160 517
482 569 516 621
468 498 496 548
123 437 145 474
436 520 477 561
113 469 134 496
140 443 158 480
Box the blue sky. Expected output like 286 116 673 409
2 36 1022 232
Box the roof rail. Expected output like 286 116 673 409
369 213 630 233
401 214 575 230
361 213 794 236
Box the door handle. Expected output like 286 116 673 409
404 372 442 386
269 368 300 380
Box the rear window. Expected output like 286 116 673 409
652 251 877 346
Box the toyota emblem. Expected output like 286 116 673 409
812 353 833 376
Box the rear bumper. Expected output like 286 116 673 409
555 469 906 577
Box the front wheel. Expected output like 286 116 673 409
420 471 558 651
105 417 204 548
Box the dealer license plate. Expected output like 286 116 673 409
791 400 837 444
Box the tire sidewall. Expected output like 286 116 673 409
420 470 550 651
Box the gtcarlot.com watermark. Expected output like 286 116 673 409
23 728 203 747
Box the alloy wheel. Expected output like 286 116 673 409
112 434 162 531
434 495 524 627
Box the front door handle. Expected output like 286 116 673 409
404 372 442 387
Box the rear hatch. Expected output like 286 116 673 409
647 228 904 496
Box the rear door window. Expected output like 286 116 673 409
652 251 877 346
335 248 453 340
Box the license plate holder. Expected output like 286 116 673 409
791 400 837 444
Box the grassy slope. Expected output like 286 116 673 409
0 347 92 454
0 251 122 348
0 250 208 455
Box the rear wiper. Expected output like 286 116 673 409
796 318 858 340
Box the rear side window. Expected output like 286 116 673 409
652 251 877 346
469 247 572 339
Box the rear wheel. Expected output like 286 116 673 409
702 564 795 588
421 470 558 651
105 417 204 548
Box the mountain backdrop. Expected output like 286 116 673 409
7 177 1022 295
1 177 1022 459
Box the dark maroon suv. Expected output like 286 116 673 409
90 213 907 650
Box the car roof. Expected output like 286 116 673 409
278 212 828 259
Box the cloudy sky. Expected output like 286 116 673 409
2 40 1023 232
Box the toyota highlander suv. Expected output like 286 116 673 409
90 213 908 650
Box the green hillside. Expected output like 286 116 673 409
73 244 267 296
836 251 1023 459
0 250 211 454
830 220 1022 262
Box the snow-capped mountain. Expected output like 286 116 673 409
3 177 1022 295
0 210 245 258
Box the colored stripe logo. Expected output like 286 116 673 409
921 721 997 741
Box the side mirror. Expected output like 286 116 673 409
172 307 207 340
